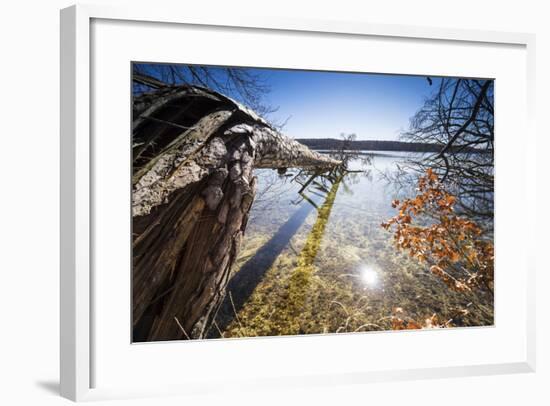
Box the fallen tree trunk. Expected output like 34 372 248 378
132 83 339 341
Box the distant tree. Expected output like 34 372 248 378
330 133 357 165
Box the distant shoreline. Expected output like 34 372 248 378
296 138 487 154
314 150 407 158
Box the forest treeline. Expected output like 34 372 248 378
296 138 486 153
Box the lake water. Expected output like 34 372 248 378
211 152 494 338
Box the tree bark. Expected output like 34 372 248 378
132 84 339 341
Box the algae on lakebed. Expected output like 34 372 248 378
212 154 494 339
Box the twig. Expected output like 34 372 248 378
329 300 349 316
140 115 192 130
228 291 244 331
354 323 382 332
213 320 225 338
174 316 191 340
436 80 491 159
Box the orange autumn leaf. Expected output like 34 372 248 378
382 170 493 294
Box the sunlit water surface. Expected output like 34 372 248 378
214 152 494 338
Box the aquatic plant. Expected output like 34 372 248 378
274 172 344 334
220 159 493 339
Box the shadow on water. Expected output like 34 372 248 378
209 200 316 336
209 168 347 337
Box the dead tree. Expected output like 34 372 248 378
132 81 340 341
133 64 276 116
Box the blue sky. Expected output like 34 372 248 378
251 68 433 141
135 64 437 141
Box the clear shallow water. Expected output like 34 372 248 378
213 152 494 338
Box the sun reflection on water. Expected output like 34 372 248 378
359 264 380 288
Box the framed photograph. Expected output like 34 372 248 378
60 4 536 401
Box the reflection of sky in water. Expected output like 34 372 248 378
252 152 414 219
223 151 494 336
247 152 411 283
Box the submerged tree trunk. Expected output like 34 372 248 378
132 84 339 341
210 169 345 337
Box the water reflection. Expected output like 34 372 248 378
215 152 494 338
359 264 380 288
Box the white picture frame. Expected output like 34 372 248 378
60 4 537 402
